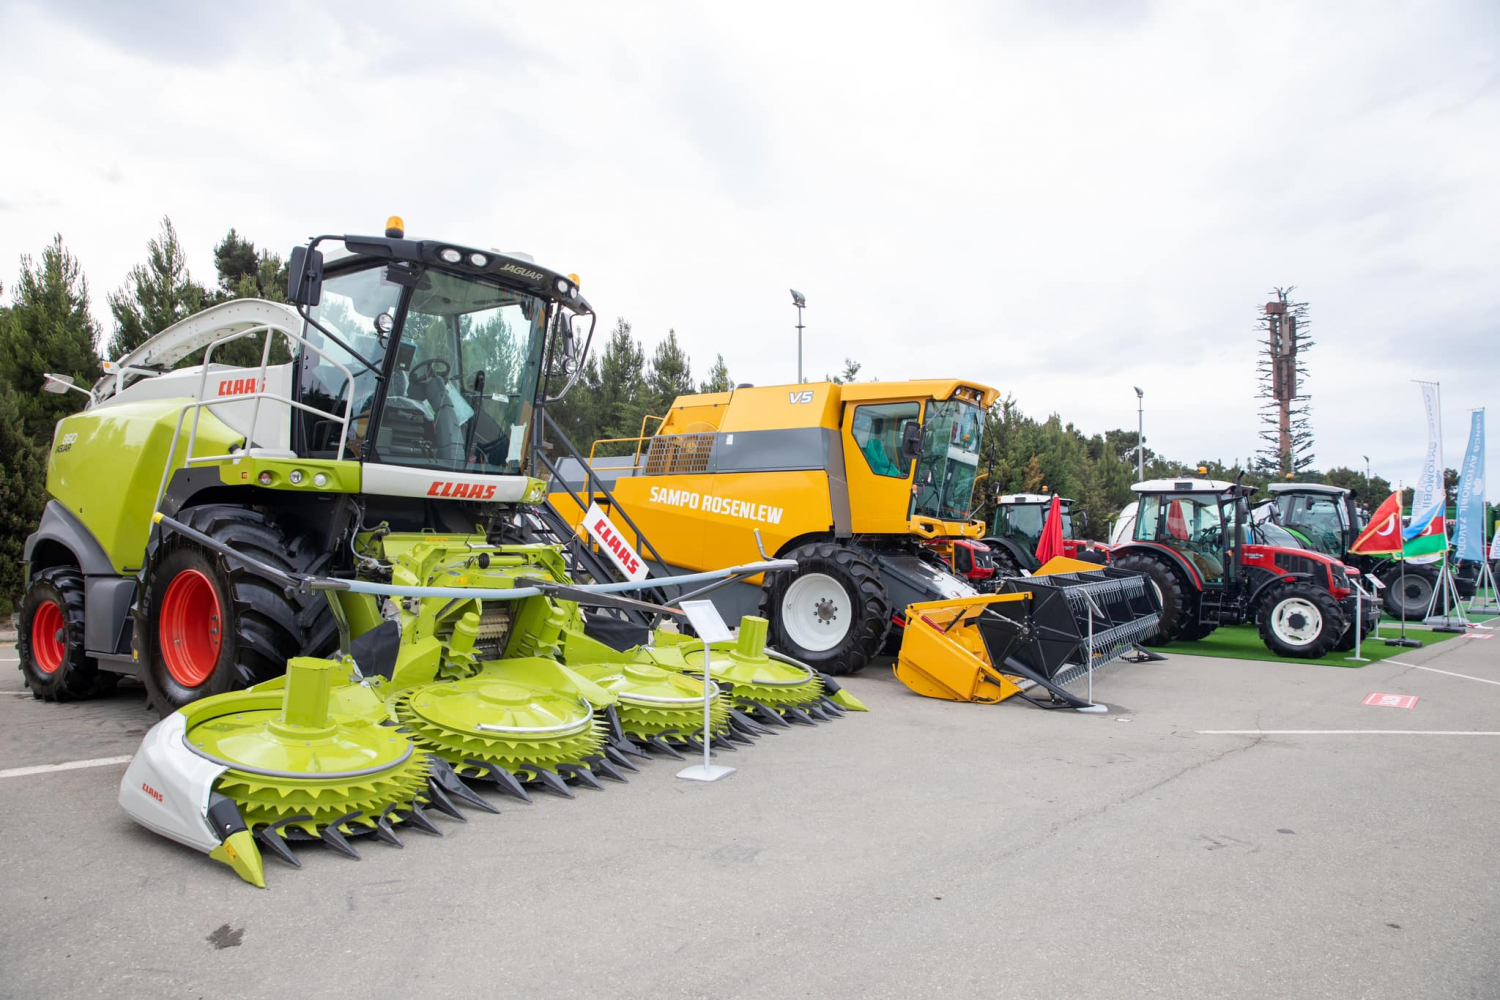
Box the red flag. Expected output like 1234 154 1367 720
1350 491 1404 556
1166 499 1189 540
1035 495 1065 564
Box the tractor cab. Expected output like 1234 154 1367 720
1128 479 1246 587
980 492 1109 576
1267 483 1357 557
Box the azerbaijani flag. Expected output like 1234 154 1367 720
1402 501 1447 558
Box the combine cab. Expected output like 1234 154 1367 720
1113 479 1380 657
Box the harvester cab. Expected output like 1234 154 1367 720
980 492 1110 577
20 219 599 712
1267 482 1446 620
1113 479 1379 657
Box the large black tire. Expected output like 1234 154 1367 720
759 542 891 675
132 505 337 716
1375 564 1437 620
1256 582 1347 659
17 566 117 702
980 538 1025 579
1111 551 1210 644
1333 604 1377 652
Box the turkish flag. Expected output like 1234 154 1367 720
1166 499 1189 540
1350 491 1404 556
1035 495 1066 564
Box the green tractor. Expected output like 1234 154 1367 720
979 492 1110 577
18 220 860 885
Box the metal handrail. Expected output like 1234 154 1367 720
152 322 357 512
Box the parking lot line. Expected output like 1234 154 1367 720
0 756 133 780
1196 730 1500 736
1404 664 1500 687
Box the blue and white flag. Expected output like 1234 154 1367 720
1454 409 1486 561
1407 383 1446 545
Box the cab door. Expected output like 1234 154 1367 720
841 399 922 534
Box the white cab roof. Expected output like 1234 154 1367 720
998 493 1073 504
1131 478 1235 494
1267 482 1349 496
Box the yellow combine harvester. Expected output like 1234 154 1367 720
547 379 1161 707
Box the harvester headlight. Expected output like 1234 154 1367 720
289 469 304 485
469 252 487 267
439 248 463 264
555 278 570 295
313 473 329 488
258 471 274 486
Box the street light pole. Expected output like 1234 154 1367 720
789 289 806 384
1134 386 1145 482
1364 455 1371 481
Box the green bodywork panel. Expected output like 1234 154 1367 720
48 398 244 573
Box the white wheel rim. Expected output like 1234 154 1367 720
1271 597 1323 646
781 573 853 652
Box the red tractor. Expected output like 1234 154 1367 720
1111 479 1380 657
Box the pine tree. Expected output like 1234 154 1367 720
0 383 48 606
645 329 693 415
0 235 102 443
211 228 289 303
596 318 648 451
699 353 733 393
827 358 862 383
106 216 207 358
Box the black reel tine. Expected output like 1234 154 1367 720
425 779 466 820
586 755 629 783
320 811 364 860
532 769 576 799
709 735 738 752
783 706 817 726
256 820 305 868
403 800 443 836
611 735 651 760
751 702 791 727
729 709 774 736
819 697 846 716
465 759 534 804
603 744 641 771
646 736 686 759
430 758 500 814
374 805 405 848
558 763 604 791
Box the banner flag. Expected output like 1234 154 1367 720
1350 492 1405 555
1408 383 1445 541
1454 409 1486 562
1492 521 1500 561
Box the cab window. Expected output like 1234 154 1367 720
851 402 919 478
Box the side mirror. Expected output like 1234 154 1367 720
42 373 74 394
899 421 922 462
287 246 325 307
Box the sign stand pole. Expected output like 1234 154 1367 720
676 600 736 783
1076 591 1107 713
1344 583 1370 663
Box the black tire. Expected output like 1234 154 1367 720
1375 564 1437 620
1257 582 1347 658
980 539 1025 579
1333 604 1377 652
17 566 117 701
132 505 337 716
758 542 891 675
1111 551 1208 644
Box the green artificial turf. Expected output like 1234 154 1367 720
1163 623 1464 667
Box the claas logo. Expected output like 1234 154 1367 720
217 377 263 396
592 516 642 576
427 481 499 500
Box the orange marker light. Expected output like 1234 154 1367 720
385 216 405 238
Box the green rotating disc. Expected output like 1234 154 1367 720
391 677 604 778
584 662 729 740
679 647 825 714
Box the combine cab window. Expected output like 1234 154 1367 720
852 402 919 479
297 265 401 455
912 398 985 521
1135 493 1226 584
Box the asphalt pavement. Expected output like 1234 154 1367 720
1 632 1497 1000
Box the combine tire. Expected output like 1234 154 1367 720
1111 552 1208 644
133 506 336 716
17 567 116 701
760 542 890 675
1257 583 1346 659
1376 564 1437 620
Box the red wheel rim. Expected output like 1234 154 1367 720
31 601 66 675
159 569 223 688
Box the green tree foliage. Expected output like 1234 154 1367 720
106 216 207 358
0 384 48 606
211 228 289 303
699 353 733 393
645 329 693 415
0 236 102 443
826 358 862 383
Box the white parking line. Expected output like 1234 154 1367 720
0 756 133 780
1197 730 1500 736
1384 659 1500 687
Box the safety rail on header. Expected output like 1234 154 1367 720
151 322 356 512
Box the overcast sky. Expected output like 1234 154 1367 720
1 1 1495 491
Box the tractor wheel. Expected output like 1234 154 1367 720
1257 582 1346 659
133 506 336 716
980 539 1024 579
1333 605 1377 652
1111 551 1204 644
17 566 117 701
1375 564 1437 621
759 542 891 676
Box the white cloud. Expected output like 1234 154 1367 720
1 0 1495 487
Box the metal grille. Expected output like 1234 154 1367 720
642 433 715 476
473 603 513 660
